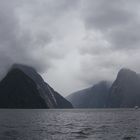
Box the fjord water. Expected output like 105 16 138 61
0 109 139 140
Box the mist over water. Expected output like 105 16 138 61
0 109 139 140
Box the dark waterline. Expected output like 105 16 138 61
0 109 139 140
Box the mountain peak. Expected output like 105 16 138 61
0 63 73 108
118 68 136 75
11 63 36 73
108 68 140 108
117 68 137 81
10 64 42 86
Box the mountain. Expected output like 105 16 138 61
107 68 140 108
0 64 73 108
66 81 111 108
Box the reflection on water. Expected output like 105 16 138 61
0 109 140 140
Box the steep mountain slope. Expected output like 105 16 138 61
0 64 73 108
107 68 140 108
67 81 111 108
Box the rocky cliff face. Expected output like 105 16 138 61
67 81 111 108
107 68 140 108
0 64 73 108
67 68 140 108
1 64 140 109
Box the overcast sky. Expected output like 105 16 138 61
0 0 140 96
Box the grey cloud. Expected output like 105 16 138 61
1 0 140 96
108 23 140 49
81 0 140 50
0 7 42 78
76 50 129 87
79 31 111 55
0 0 79 79
82 0 133 31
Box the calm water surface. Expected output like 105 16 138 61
0 109 140 140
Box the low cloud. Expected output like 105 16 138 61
81 0 140 50
0 0 79 78
1 0 140 96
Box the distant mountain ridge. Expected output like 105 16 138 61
1 64 140 108
67 68 140 108
67 81 111 108
0 64 73 108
